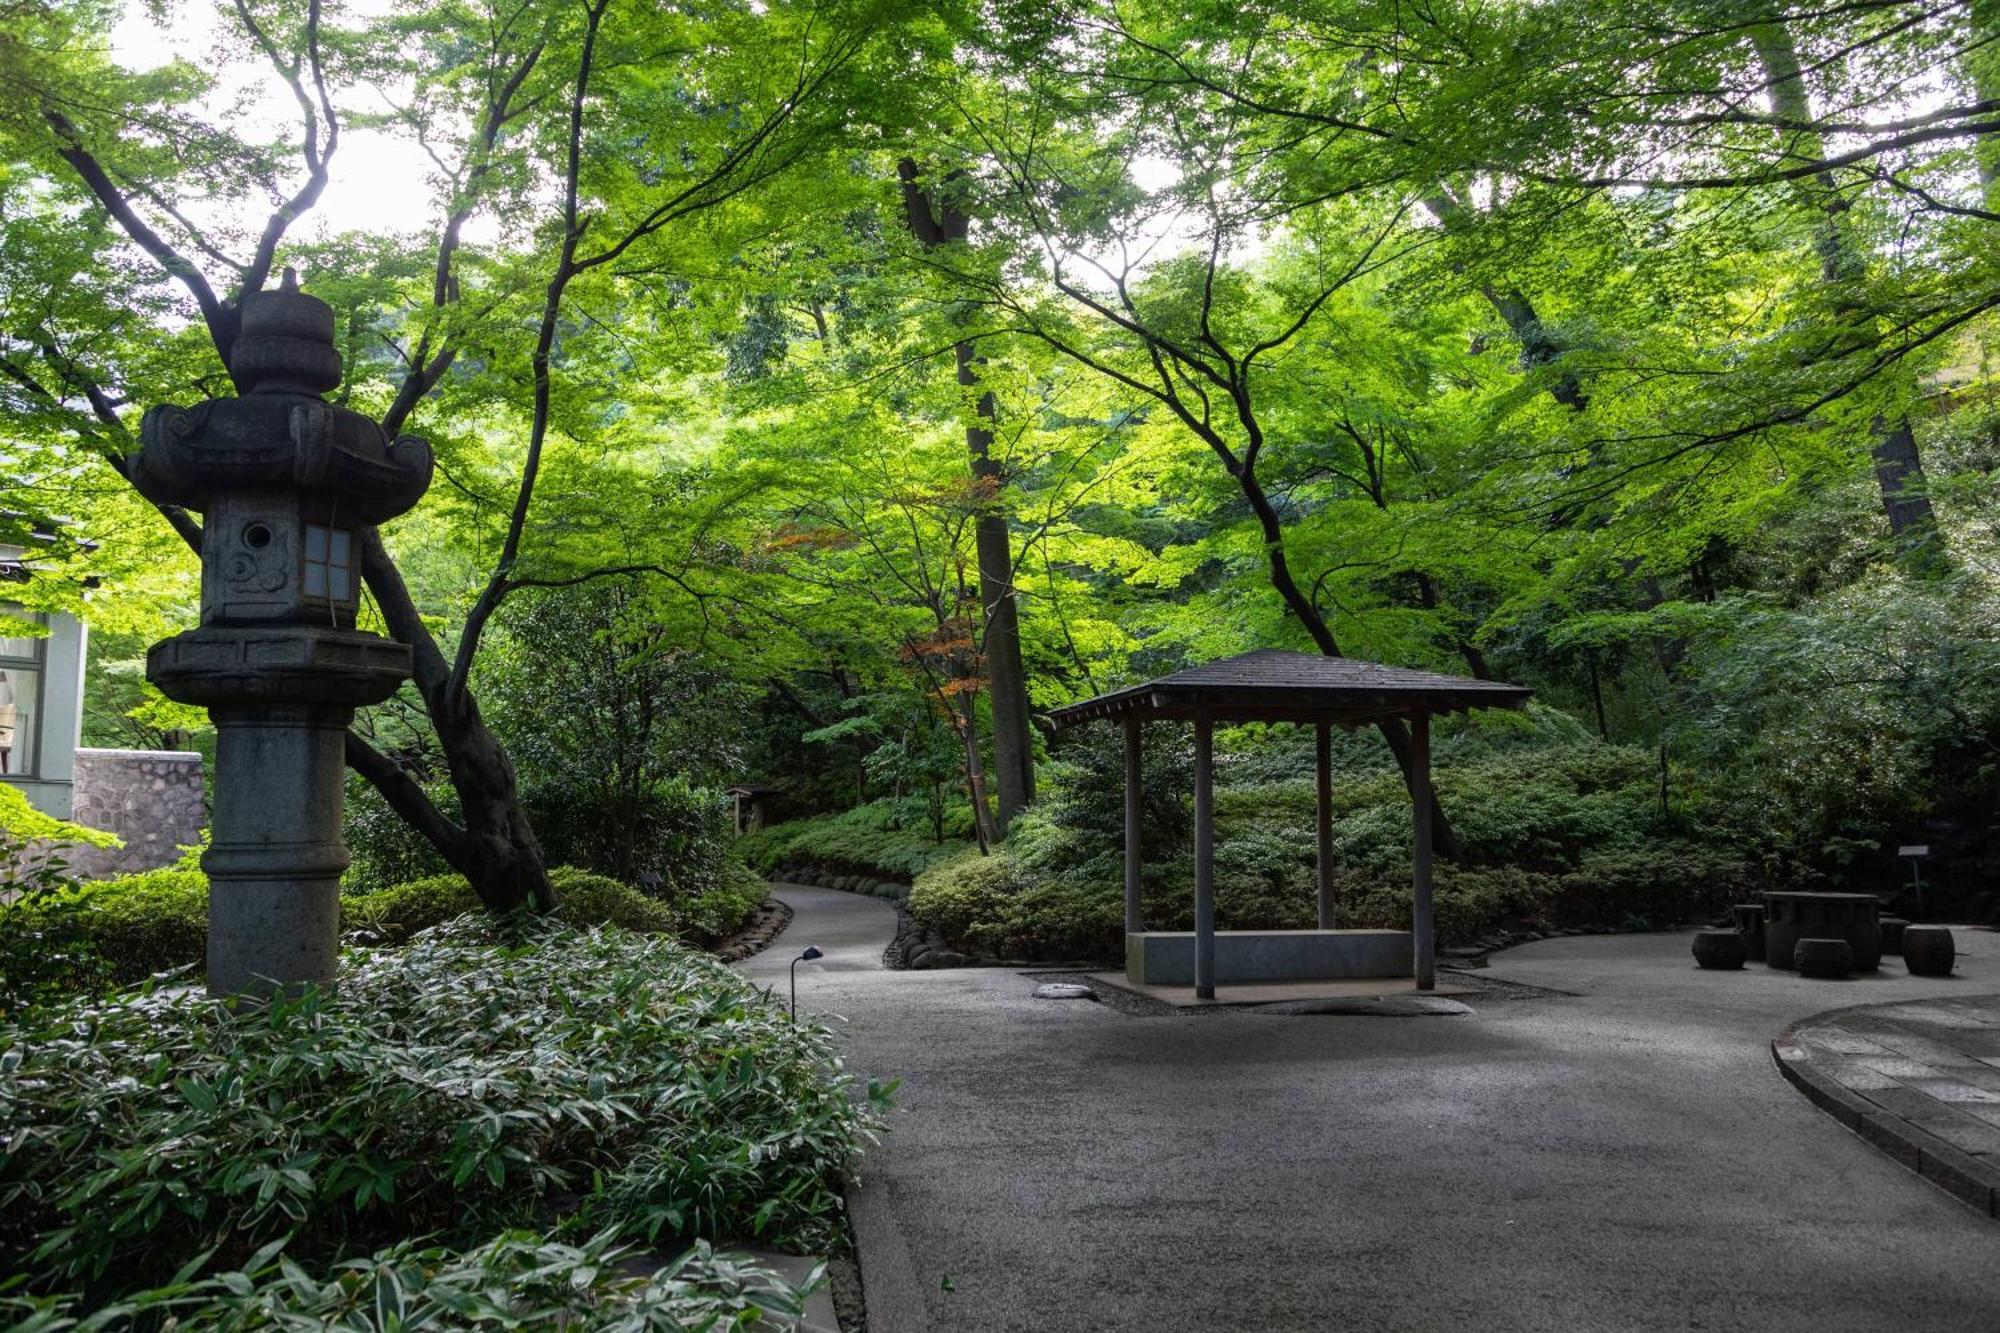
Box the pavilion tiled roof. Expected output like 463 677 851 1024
1045 649 1531 727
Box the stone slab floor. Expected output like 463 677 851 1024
742 888 2000 1333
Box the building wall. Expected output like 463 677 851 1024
64 748 206 880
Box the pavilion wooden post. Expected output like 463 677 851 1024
1409 708 1436 991
1123 716 1143 936
1315 721 1335 929
1193 709 1216 1000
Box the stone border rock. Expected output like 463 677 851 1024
886 903 969 972
773 861 913 904
1773 997 2000 1221
713 899 793 963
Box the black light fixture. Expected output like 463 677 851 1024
790 945 824 1019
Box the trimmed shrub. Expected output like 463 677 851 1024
1 862 767 1011
64 867 210 980
908 730 1757 961
0 868 209 1008
907 847 1016 945
675 858 771 940
341 866 684 943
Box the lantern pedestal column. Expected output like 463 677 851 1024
150 622 412 996
203 702 353 995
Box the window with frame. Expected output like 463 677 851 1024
303 525 355 602
0 609 46 778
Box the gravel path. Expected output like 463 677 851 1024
749 886 2000 1332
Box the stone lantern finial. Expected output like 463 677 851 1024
135 280 434 997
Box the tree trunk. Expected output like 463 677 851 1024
1479 281 1587 410
128 500 555 916
959 343 1037 830
1415 571 1491 679
1588 658 1609 740
358 529 554 913
957 692 999 851
1977 0 2000 199
1427 190 1587 411
1872 415 1936 540
1750 23 1942 555
899 158 1036 833
1235 465 1464 860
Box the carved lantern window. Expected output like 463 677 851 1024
302 524 355 604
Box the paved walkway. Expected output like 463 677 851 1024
745 889 2000 1332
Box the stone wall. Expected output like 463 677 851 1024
66 748 205 880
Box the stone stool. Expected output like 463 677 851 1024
1903 926 1954 977
1879 916 1910 955
1795 937 1854 979
1731 903 1767 962
1693 929 1748 970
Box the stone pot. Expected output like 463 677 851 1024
1730 903 1767 962
1794 937 1854 979
1903 926 1954 977
1879 916 1910 956
1693 928 1749 970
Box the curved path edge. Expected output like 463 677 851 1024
1774 995 2000 1221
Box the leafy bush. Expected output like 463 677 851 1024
0 868 208 1009
1035 724 1193 855
484 584 750 886
675 859 771 940
907 847 1018 945
0 789 128 1014
738 798 974 881
527 776 737 905
0 917 886 1318
341 773 455 892
58 868 210 979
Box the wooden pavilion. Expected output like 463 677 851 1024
1046 650 1531 999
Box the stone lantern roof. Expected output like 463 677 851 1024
129 273 432 525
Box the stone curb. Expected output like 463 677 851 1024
713 899 795 964
1772 999 2000 1221
845 1178 929 1333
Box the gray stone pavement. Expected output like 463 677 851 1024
745 890 2000 1332
1776 994 2000 1217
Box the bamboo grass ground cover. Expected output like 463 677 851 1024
0 916 889 1329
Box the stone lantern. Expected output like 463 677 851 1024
130 273 433 996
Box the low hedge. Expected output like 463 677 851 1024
344 867 681 943
0 917 886 1325
905 725 1763 962
909 835 1755 963
1 862 767 1014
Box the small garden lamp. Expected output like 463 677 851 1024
790 945 823 1019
